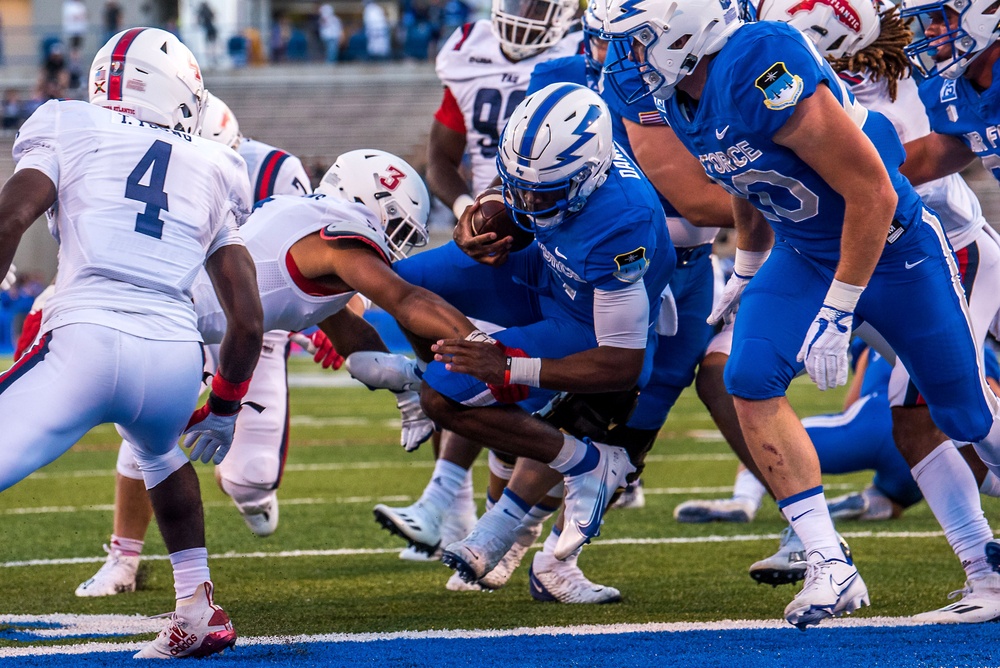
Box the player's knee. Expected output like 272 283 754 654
724 338 792 400
488 449 516 481
219 454 280 489
135 446 190 489
220 476 275 508
115 440 145 481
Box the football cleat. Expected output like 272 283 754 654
445 571 487 592
373 500 442 555
75 545 140 597
529 551 622 604
478 522 543 590
134 582 236 659
441 524 516 584
750 528 853 587
673 497 756 523
238 494 279 537
783 551 870 630
612 478 646 510
399 545 440 561
912 572 1000 624
440 500 477 549
556 441 635 560
828 486 897 521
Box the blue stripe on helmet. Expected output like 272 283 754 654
516 83 580 167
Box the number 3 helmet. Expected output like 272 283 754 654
602 0 743 101
491 0 580 60
90 27 205 134
496 83 614 230
757 0 881 60
316 150 431 261
199 92 242 150
900 0 1000 78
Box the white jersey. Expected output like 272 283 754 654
843 71 986 251
436 21 581 193
239 137 312 202
192 194 392 343
13 100 249 341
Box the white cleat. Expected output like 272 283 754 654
344 351 422 392
445 571 487 592
674 497 756 524
478 522 542 590
134 581 237 659
529 551 621 604
912 572 1000 624
238 495 279 537
749 526 807 586
612 478 646 510
784 552 869 630
75 545 139 597
440 503 477 548
441 524 515 584
399 545 440 561
373 500 442 556
557 441 635 560
828 486 897 521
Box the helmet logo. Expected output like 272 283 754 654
611 0 645 23
786 0 861 33
110 60 123 74
378 165 406 190
93 68 106 94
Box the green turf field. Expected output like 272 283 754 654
2 357 996 646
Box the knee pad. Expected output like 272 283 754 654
724 337 795 400
533 388 640 442
217 454 281 490
488 450 516 481
220 476 278 509
132 445 190 489
115 440 145 481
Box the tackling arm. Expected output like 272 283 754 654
204 244 264 383
0 169 56 279
901 132 977 186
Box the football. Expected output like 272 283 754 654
468 187 534 251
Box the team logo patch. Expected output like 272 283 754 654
110 60 123 74
940 79 958 103
755 62 804 110
613 247 648 284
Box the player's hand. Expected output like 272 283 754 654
182 395 241 464
797 306 853 391
392 389 434 452
1 263 16 291
344 351 422 392
290 330 344 370
431 338 529 403
707 272 751 325
453 203 513 267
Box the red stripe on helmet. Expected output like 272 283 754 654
107 28 146 101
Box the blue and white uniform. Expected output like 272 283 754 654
657 21 996 442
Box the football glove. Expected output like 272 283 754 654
392 389 434 452
289 330 344 370
797 305 853 391
707 272 750 326
182 395 241 465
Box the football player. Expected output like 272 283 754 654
603 0 1000 628
0 28 263 658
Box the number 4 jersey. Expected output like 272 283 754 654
435 20 580 193
13 99 251 341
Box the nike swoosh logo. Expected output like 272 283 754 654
715 125 729 139
790 509 813 522
905 257 928 269
831 570 857 595
576 456 610 537
554 247 567 259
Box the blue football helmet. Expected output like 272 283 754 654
901 0 1000 79
496 83 614 230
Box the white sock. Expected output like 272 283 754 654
454 469 476 516
732 468 767 509
778 487 842 561
542 526 560 554
111 534 144 557
981 471 1000 498
912 441 994 578
522 501 558 530
418 459 468 514
549 434 595 474
478 489 530 539
169 547 210 600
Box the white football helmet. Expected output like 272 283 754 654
496 83 614 230
316 150 430 261
901 0 1000 78
603 0 743 101
199 92 242 150
90 27 205 134
491 0 580 60
758 0 881 59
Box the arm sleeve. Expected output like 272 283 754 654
594 280 649 349
13 100 61 186
434 87 466 134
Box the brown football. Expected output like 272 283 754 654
469 187 534 251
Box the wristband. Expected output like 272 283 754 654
211 373 252 402
452 194 475 220
465 329 497 345
733 249 771 279
824 279 865 313
507 356 541 387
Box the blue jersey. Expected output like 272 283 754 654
656 21 925 264
917 64 1000 183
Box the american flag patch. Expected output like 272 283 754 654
637 111 665 126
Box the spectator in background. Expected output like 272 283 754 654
363 0 392 60
2 89 21 131
37 43 70 102
197 2 220 67
62 0 88 52
103 1 122 45
319 4 344 63
439 0 470 47
0 11 6 67
271 13 291 62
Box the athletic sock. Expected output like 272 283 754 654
732 468 767 510
778 486 842 561
418 458 468 514
478 488 531 539
111 534 144 557
169 547 210 600
549 435 597 475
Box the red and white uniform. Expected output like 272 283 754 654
435 21 580 193
0 100 251 491
240 138 312 203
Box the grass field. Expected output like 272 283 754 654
2 356 998 651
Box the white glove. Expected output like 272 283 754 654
1 263 16 291
393 389 434 452
182 403 240 464
797 305 853 391
345 351 422 392
707 272 751 325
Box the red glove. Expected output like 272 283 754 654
290 330 344 370
14 309 43 360
487 343 530 404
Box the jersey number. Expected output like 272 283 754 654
473 88 526 158
125 140 172 239
724 169 820 223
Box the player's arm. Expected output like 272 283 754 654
901 131 976 186
427 118 473 215
625 120 736 228
204 244 264 384
774 84 894 288
0 169 56 280
316 307 389 356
